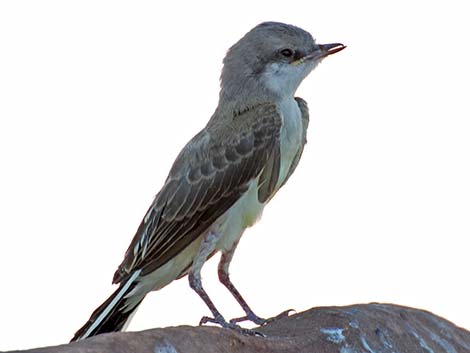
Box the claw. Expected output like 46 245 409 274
264 308 295 324
199 315 216 326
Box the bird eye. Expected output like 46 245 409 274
280 48 294 58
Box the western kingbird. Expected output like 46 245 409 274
72 21 345 341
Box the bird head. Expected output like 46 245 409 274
220 22 345 104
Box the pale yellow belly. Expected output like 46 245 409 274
214 179 265 252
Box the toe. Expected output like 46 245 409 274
230 313 266 326
265 309 295 324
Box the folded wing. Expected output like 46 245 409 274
113 103 283 284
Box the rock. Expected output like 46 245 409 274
6 303 470 353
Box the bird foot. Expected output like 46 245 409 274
199 315 265 336
229 308 295 326
229 312 267 326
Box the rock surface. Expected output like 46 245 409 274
5 303 470 353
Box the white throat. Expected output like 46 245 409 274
262 61 316 99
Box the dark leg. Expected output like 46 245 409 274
218 241 294 325
218 241 267 325
189 232 260 335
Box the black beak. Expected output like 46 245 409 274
318 43 347 57
300 43 346 62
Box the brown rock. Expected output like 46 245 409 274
6 303 470 353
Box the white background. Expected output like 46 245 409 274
1 1 469 350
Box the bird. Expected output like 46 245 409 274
71 21 345 341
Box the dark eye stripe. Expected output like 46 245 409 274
293 50 305 61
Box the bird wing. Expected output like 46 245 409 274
113 103 282 283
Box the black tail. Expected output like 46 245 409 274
71 271 143 341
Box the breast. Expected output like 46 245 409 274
213 99 303 252
277 98 303 188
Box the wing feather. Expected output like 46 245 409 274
113 103 282 283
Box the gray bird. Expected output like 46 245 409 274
72 21 345 341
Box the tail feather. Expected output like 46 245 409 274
71 270 142 342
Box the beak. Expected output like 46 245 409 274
293 43 346 65
317 43 347 57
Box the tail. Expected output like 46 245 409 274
71 270 142 341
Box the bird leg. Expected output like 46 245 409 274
218 241 294 326
189 231 259 335
217 241 268 325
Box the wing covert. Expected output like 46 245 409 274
113 103 282 283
